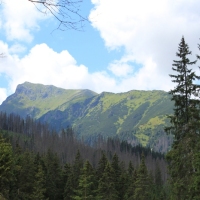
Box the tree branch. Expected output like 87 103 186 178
28 0 88 31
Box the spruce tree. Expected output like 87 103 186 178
64 150 83 200
111 153 121 200
154 162 164 199
134 153 151 200
31 164 46 200
96 152 108 180
44 150 63 200
15 151 36 200
72 160 95 200
124 168 137 200
165 36 200 199
96 162 119 200
0 134 13 199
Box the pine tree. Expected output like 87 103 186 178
14 151 36 200
63 163 72 199
31 164 46 200
96 162 119 200
63 164 74 200
72 160 95 200
124 168 137 200
111 153 121 200
44 150 63 200
64 150 83 200
190 42 200 200
96 152 108 180
165 36 200 199
0 134 13 199
72 150 84 191
154 162 164 199
134 153 151 200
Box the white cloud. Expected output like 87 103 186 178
108 61 133 77
9 44 27 54
90 0 200 90
0 42 118 103
1 0 49 42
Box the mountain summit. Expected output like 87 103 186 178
0 82 97 119
0 82 174 152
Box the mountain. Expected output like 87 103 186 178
0 82 97 119
0 82 174 152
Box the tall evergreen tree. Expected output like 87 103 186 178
111 153 122 199
134 153 151 200
0 134 13 199
64 150 84 200
124 166 137 200
73 160 95 200
44 150 63 200
63 164 74 200
165 36 200 199
31 164 46 200
96 162 119 200
96 152 108 180
15 151 36 200
154 162 164 199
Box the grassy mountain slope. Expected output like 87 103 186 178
39 89 174 150
74 91 173 145
0 82 174 152
0 82 97 119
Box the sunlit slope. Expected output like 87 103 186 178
72 90 173 145
0 82 97 119
0 82 173 150
39 90 173 148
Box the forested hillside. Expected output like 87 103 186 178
0 111 168 199
0 82 174 152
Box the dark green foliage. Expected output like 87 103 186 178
32 164 46 200
64 150 84 200
154 163 163 199
165 36 200 199
96 152 108 180
134 153 151 200
96 162 119 200
124 168 137 200
0 134 13 199
73 160 95 200
0 112 168 200
111 153 122 199
0 135 167 200
44 150 63 200
63 164 74 200
72 150 84 189
16 151 36 200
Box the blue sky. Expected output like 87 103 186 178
0 0 200 104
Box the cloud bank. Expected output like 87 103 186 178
89 0 200 90
0 42 118 104
1 0 48 42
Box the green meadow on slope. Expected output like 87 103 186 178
0 82 174 151
0 82 97 119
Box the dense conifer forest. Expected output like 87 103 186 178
0 111 168 199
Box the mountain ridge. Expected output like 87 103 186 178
0 82 97 119
0 82 174 152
